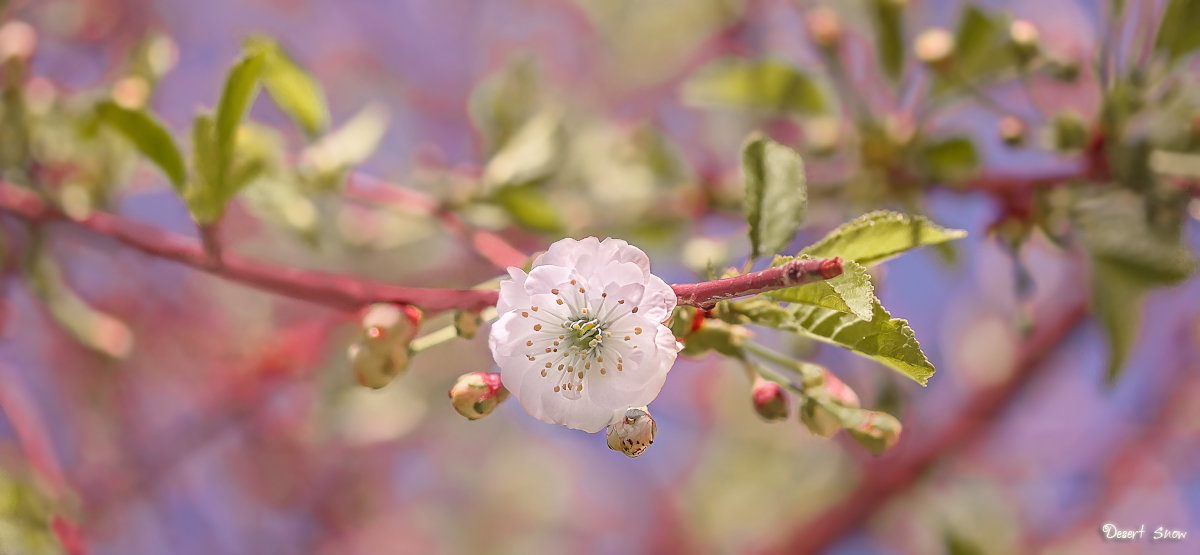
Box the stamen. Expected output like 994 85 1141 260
634 327 642 335
534 324 542 331
557 299 564 305
531 306 539 312
526 340 533 346
632 307 639 313
521 311 529 318
551 288 559 295
570 279 576 285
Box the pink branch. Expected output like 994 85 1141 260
0 182 843 314
673 257 843 308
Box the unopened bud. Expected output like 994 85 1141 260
454 309 483 339
1009 20 1039 64
145 34 179 78
348 341 408 389
751 377 789 421
349 303 422 388
606 407 656 458
112 76 150 110
999 116 1026 146
448 372 508 420
799 369 860 437
846 410 902 454
0 21 36 61
914 28 955 68
804 116 841 156
805 7 842 51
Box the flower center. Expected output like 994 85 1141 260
566 317 604 352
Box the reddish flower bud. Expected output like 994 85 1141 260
805 7 842 51
606 407 656 458
448 372 509 420
914 28 955 68
999 116 1026 147
348 303 422 389
0 21 37 62
751 377 789 421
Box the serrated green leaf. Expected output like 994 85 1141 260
24 249 133 359
214 51 265 185
743 134 807 259
801 210 967 266
1089 258 1146 383
1073 188 1197 285
97 101 186 193
246 36 330 136
868 0 906 82
920 136 979 183
769 258 874 320
740 300 935 385
682 58 828 114
1155 0 1200 63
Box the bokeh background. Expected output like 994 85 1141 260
0 0 1197 553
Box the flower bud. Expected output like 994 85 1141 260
454 309 483 339
606 407 656 458
0 21 36 62
112 76 150 110
751 377 789 421
448 372 509 420
799 369 860 437
805 7 842 51
998 116 1026 147
348 342 407 389
349 303 422 388
846 410 902 454
1008 19 1039 65
914 28 955 68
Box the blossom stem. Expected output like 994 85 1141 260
410 307 498 353
672 257 844 309
742 339 823 386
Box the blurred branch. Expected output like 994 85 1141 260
344 173 529 270
768 297 1089 554
0 180 500 313
0 181 846 314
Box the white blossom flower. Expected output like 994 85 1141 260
488 237 682 433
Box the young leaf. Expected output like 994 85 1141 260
1089 258 1146 383
682 58 828 115
246 36 330 137
24 249 133 359
740 299 935 385
769 258 875 320
97 101 186 193
214 51 265 184
301 103 389 189
743 134 807 260
868 0 906 82
801 211 967 266
1155 0 1200 63
934 5 1012 92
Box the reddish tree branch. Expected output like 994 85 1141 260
672 257 843 308
766 298 1089 554
0 182 844 314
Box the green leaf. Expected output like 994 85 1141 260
769 258 874 320
1089 259 1147 383
1155 0 1200 63
468 56 544 155
97 101 187 193
494 183 564 233
301 103 389 189
919 136 980 183
682 58 828 115
246 36 330 136
801 210 967 267
742 133 807 259
1073 189 1197 285
187 113 222 223
483 110 562 189
868 0 906 82
24 249 133 359
741 299 935 385
214 51 265 185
